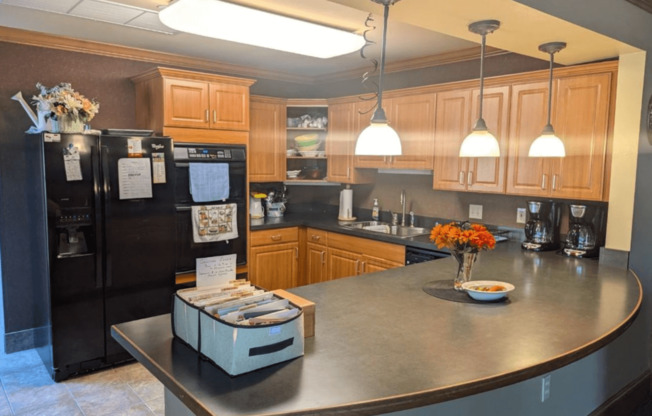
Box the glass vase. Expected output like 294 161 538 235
453 250 478 291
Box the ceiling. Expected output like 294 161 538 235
0 0 641 82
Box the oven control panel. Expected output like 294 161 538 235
174 145 246 162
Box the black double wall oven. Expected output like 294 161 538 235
173 143 247 281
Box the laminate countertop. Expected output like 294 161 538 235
112 241 641 415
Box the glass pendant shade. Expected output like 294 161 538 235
355 120 402 156
528 124 566 157
459 118 500 157
159 0 365 59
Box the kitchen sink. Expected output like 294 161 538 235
339 221 430 239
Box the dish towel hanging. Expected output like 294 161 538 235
191 204 238 243
189 163 229 203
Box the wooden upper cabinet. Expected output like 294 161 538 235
131 67 255 143
163 78 210 129
549 73 611 200
506 81 550 196
249 96 286 182
433 86 509 193
354 93 436 170
433 89 472 191
326 102 375 184
506 71 612 201
208 82 250 131
388 93 436 170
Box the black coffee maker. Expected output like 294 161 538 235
522 200 561 251
562 203 606 258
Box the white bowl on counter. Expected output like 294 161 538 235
462 280 515 301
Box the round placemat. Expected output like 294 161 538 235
422 280 510 305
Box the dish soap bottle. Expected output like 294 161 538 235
372 198 380 221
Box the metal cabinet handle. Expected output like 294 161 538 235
320 251 325 264
355 259 360 275
205 109 209 122
213 110 217 123
295 247 299 259
361 261 366 274
347 166 350 179
311 235 320 241
467 171 473 186
459 171 465 185
552 174 558 191
541 174 547 190
271 234 282 241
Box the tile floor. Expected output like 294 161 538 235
0 349 164 416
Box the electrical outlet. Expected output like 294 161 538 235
516 208 527 224
541 374 551 402
469 204 483 220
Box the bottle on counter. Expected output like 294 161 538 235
372 198 380 221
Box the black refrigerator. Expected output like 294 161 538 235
28 132 176 381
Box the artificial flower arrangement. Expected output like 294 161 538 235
32 82 100 123
429 221 496 252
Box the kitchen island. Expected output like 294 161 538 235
112 240 643 415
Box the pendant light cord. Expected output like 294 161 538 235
546 51 554 126
478 32 486 121
371 1 390 122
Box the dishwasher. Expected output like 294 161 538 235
405 246 450 265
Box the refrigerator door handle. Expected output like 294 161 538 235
92 145 103 289
101 145 113 288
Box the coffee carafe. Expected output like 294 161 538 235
562 204 606 258
522 200 561 251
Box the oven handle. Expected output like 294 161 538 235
176 205 192 212
175 162 189 168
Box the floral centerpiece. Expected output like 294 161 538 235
32 82 99 133
430 221 496 291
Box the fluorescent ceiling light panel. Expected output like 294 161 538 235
158 0 366 58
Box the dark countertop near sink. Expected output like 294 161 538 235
112 240 641 415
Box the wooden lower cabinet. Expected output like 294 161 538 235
249 228 299 290
305 228 328 285
327 232 405 280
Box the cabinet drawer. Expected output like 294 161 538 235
251 227 299 246
306 228 328 246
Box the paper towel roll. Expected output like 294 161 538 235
338 188 353 219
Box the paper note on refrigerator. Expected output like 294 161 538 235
196 254 236 287
117 158 152 199
63 145 82 181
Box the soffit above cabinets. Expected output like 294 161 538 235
1 0 175 34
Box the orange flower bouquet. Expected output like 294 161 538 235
430 221 496 291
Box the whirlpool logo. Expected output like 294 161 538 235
152 144 164 150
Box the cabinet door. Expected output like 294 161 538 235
250 242 298 290
327 247 361 280
505 81 550 196
249 98 285 182
163 78 209 129
327 102 356 182
361 254 403 274
550 73 611 200
353 100 389 168
467 85 510 193
209 83 250 131
306 242 328 284
433 89 472 191
387 93 436 170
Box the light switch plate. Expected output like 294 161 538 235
469 204 483 220
516 208 527 224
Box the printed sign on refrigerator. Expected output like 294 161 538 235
117 158 152 199
151 152 166 184
63 144 82 181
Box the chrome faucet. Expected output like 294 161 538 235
409 211 415 227
400 190 407 226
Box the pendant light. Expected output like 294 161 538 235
459 20 501 158
354 0 402 156
528 42 567 157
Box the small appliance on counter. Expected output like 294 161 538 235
265 187 287 217
561 203 606 258
522 200 561 251
338 184 355 221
